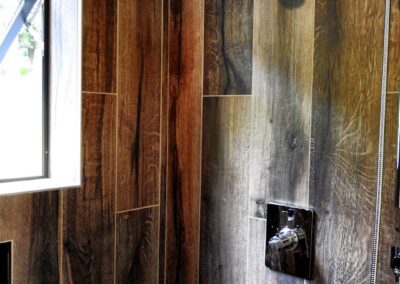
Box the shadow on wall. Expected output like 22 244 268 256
280 0 305 9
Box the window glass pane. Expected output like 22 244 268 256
0 1 22 42
0 0 46 180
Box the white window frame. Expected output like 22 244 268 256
0 0 82 195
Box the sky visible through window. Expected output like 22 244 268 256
0 1 21 42
0 0 45 180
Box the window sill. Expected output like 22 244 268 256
0 176 81 195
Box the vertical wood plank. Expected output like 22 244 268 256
249 0 314 219
247 218 267 284
200 97 251 283
0 192 60 284
249 0 313 282
117 0 162 211
28 192 60 283
388 1 400 93
310 1 383 282
249 9 313 282
165 0 204 282
159 0 170 281
203 0 254 95
82 0 116 93
377 94 400 283
116 207 159 284
63 94 116 283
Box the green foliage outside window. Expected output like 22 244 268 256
18 26 36 58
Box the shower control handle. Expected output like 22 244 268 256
267 227 306 271
391 246 400 282
265 203 314 279
268 227 305 253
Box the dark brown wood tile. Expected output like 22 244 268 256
203 0 254 95
165 0 204 282
377 94 400 283
159 0 170 282
0 192 60 284
82 0 117 93
200 97 251 283
310 1 384 282
116 207 159 284
28 192 60 283
63 94 116 283
117 0 162 211
249 0 313 217
388 1 400 93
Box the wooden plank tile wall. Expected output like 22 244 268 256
200 0 314 283
378 2 400 281
0 0 399 283
377 94 400 283
388 1 400 93
116 207 160 283
310 1 383 282
200 97 251 283
249 0 313 216
0 0 163 283
203 0 253 96
164 0 204 282
63 94 116 283
117 0 162 212
158 0 170 282
0 192 60 283
197 1 400 284
82 0 117 94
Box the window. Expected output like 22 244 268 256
0 0 82 194
0 0 49 182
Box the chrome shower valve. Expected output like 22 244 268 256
268 226 306 253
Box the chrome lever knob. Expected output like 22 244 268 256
268 227 305 252
267 226 306 271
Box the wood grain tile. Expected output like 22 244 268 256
116 207 159 284
203 0 254 95
63 94 116 283
82 0 116 93
388 1 400 93
200 97 251 283
28 192 60 283
159 0 170 282
247 218 267 284
0 192 60 284
377 94 400 283
249 0 313 216
310 1 383 282
117 0 162 211
165 0 204 282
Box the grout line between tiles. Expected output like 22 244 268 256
245 103 252 284
113 0 119 283
198 2 205 283
249 216 267 222
116 204 160 215
246 4 258 279
306 0 316 212
157 1 164 282
82 91 117 96
59 190 64 283
163 1 170 282
204 94 252 97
